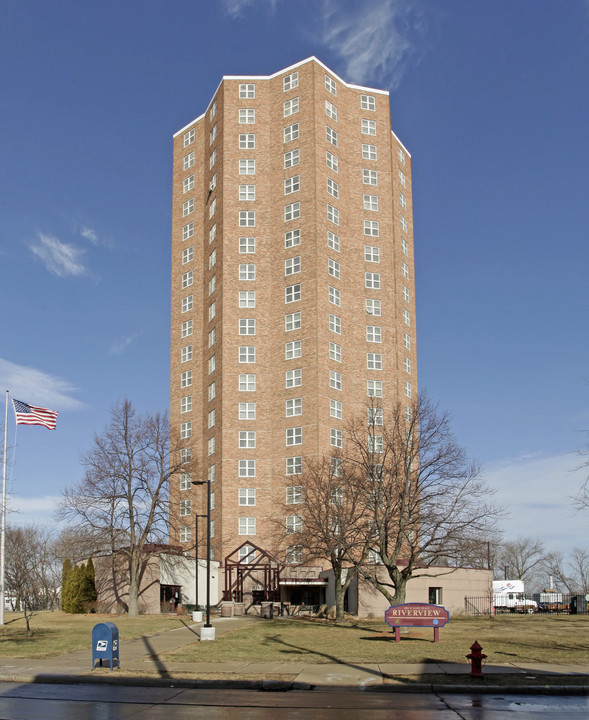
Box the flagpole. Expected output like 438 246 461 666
1 390 8 625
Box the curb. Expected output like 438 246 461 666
0 675 587 695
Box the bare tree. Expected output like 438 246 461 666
543 547 589 594
286 455 369 620
4 526 60 634
58 399 197 617
496 536 546 582
341 395 501 606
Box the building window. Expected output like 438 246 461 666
285 256 301 275
181 370 192 388
368 407 383 426
329 314 341 334
328 286 341 306
283 71 299 91
368 435 384 453
285 228 301 248
404 381 412 398
286 368 302 388
239 133 255 149
208 409 215 428
326 126 338 146
401 238 409 255
286 398 302 417
403 308 411 326
330 428 343 447
361 119 376 135
366 326 382 343
364 246 380 263
329 342 342 362
361 94 376 111
181 345 192 363
239 83 255 98
182 222 194 241
285 284 301 303
284 149 300 168
327 204 339 225
239 210 255 227
363 195 379 212
330 399 342 419
208 464 216 483
181 295 193 313
330 370 342 391
179 526 191 543
208 275 216 296
404 357 412 374
181 320 193 338
208 326 216 348
209 149 217 170
180 421 192 439
365 272 381 289
209 223 217 244
284 123 299 142
402 285 410 302
365 299 381 317
184 128 195 147
286 485 302 504
286 427 302 446
179 499 192 516
326 151 338 172
239 236 256 254
367 353 383 370
286 458 302 476
183 175 194 193
367 380 383 398
326 177 339 199
284 202 300 221
239 264 256 280
400 192 407 210
398 147 407 165
325 100 337 120
399 169 406 187
286 515 302 534
285 340 302 359
285 312 301 331
208 355 215 374
182 199 194 217
182 246 193 265
239 108 255 124
239 517 256 535
403 332 411 350
182 270 193 288
239 318 256 335
284 175 300 194
327 231 340 252
208 381 216 401
328 258 340 278
364 220 379 237
238 487 256 504
325 74 337 95
239 402 256 420
400 215 408 233
283 97 299 117
239 185 255 201
238 458 256 476
239 159 256 175
363 169 378 185
183 151 195 170
208 249 216 270
209 300 216 321
208 437 216 456
362 144 377 160
239 291 256 309
209 124 217 145
239 346 256 363
239 374 256 391
179 472 192 491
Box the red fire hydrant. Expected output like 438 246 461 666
466 640 487 677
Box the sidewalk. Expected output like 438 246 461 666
0 616 587 694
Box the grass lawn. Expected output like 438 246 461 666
0 611 188 659
164 615 589 666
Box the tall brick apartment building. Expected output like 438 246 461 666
169 57 416 570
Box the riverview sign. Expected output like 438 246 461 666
385 602 450 643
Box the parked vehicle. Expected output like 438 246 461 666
533 592 569 613
492 580 538 613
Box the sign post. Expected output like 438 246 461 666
385 603 449 643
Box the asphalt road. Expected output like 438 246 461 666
0 683 586 719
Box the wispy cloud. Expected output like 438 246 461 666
0 358 83 410
221 0 280 18
317 0 424 88
109 333 141 355
29 232 87 277
79 225 113 248
484 452 586 555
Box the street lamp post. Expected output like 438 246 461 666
191 479 215 640
193 511 206 616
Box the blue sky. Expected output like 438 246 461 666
1 0 587 557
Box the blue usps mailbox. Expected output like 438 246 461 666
92 622 119 670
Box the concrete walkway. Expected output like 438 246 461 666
0 616 587 693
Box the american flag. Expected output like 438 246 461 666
12 399 58 430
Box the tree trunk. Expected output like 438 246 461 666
127 582 139 618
